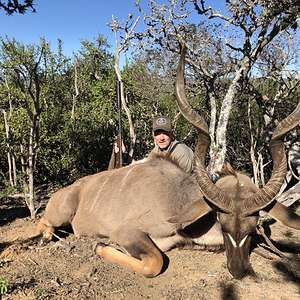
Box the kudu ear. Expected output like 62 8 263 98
267 201 300 230
167 198 211 224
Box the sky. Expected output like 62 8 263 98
0 0 139 65
0 0 226 66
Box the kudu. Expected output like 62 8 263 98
38 46 300 279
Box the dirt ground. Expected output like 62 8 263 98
1 197 300 300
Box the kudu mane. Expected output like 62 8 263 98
148 151 188 173
217 162 237 178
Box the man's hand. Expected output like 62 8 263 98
114 139 126 153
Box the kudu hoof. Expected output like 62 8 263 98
89 241 106 253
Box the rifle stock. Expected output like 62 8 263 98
115 134 121 169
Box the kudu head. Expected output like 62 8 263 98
172 43 300 278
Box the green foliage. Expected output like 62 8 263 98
225 76 300 181
35 35 118 186
0 25 300 196
290 201 300 217
0 33 123 190
35 288 48 298
38 100 117 185
121 49 205 158
0 276 11 295
0 0 35 15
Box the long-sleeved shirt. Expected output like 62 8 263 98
152 140 194 173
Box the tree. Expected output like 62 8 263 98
0 0 35 15
243 29 300 191
121 49 177 157
120 47 205 158
37 34 118 184
64 34 118 174
0 36 48 218
1 75 17 188
0 34 119 212
108 14 141 158
112 0 300 181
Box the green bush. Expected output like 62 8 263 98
0 276 11 295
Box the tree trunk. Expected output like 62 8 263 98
248 96 259 188
113 25 136 157
2 109 13 187
213 65 247 173
16 60 41 219
289 138 300 179
72 54 78 121
27 122 36 219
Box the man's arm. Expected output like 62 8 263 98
173 144 194 173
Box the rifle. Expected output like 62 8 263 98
115 81 122 169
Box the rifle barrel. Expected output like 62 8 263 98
116 81 122 168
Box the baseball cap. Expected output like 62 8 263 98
152 116 172 132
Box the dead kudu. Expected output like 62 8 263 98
38 48 300 279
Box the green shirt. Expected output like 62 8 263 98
152 140 194 173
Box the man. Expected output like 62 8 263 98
109 116 194 172
151 116 193 173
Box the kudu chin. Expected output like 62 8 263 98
38 45 300 279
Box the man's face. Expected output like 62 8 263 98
153 129 173 149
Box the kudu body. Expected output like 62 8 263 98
38 155 222 278
39 46 300 279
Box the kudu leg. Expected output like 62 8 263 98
95 233 164 278
37 217 55 243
